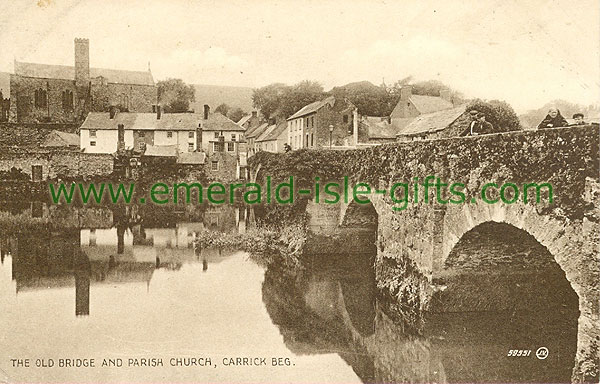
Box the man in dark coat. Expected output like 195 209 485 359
470 112 494 135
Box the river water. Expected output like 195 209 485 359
0 202 579 383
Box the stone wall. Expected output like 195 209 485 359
90 81 156 113
0 122 80 148
0 149 114 180
10 75 82 123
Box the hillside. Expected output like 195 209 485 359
190 84 254 114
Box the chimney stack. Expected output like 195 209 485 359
203 104 210 120
156 105 162 120
251 111 257 118
117 124 125 151
109 106 117 119
74 38 90 89
400 85 412 101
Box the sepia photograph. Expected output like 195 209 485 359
0 0 598 383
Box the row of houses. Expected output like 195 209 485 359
238 84 465 156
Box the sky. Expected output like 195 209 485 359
0 0 598 113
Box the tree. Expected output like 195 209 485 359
466 99 521 132
280 80 325 118
330 81 394 116
252 83 289 120
252 81 325 119
215 103 230 116
157 78 195 113
227 107 245 123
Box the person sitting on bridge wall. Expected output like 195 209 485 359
572 113 586 125
470 112 494 135
537 107 569 129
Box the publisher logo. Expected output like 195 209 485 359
535 347 549 360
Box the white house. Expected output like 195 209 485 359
80 110 200 154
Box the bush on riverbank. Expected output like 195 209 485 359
195 212 308 269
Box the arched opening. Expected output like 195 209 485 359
427 221 579 383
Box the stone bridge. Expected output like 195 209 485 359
250 125 599 381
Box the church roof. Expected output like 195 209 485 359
14 61 155 86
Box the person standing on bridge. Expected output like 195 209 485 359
470 112 494 135
538 107 568 129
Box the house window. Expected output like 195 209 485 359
306 118 309 128
90 141 96 146
343 115 348 123
188 142 194 152
62 90 73 110
34 89 47 109
139 131 145 138
311 116 315 127
227 142 234 152
167 131 173 138
214 132 219 138
311 133 314 147
189 131 194 138
211 161 219 171
90 130 97 138
231 134 236 141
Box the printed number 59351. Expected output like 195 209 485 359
507 349 531 357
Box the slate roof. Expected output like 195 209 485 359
201 112 245 131
41 130 80 147
14 61 155 86
177 152 206 164
287 96 336 120
237 114 252 126
408 95 453 114
397 105 467 136
143 145 178 157
257 122 287 142
246 122 269 139
80 112 242 132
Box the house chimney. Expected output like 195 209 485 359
157 105 162 120
74 38 90 89
400 85 412 101
117 124 125 151
109 106 117 119
203 104 210 120
251 111 257 118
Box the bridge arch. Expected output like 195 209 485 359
439 201 599 381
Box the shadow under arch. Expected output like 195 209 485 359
428 221 579 383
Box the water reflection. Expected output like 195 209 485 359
262 247 578 383
0 202 249 317
0 201 580 383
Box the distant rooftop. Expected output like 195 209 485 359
81 112 243 131
14 61 155 86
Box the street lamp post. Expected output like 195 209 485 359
329 125 333 149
